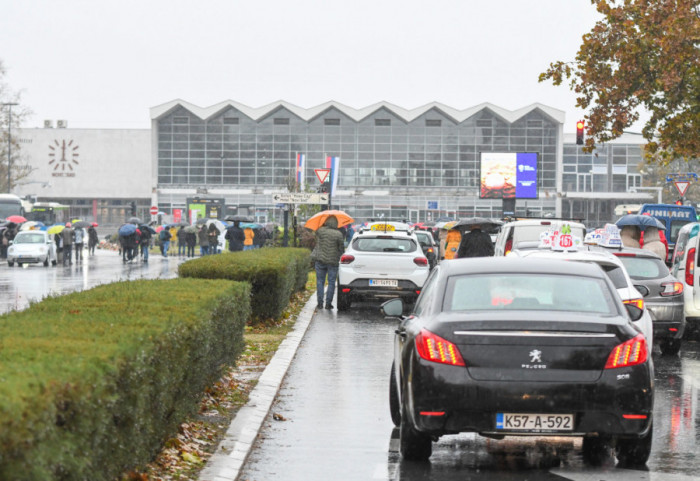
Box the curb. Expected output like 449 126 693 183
198 294 318 481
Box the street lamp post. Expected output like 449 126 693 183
2 102 18 192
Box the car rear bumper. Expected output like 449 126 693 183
406 357 654 439
646 301 685 340
339 279 422 302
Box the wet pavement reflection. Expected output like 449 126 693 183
0 249 187 314
240 301 700 481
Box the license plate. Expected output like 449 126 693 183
496 413 573 432
369 279 398 287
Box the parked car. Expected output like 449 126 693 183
337 221 430 311
7 230 57 267
414 230 438 270
606 247 684 355
670 222 700 339
384 257 653 465
494 219 586 256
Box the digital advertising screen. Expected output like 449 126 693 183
479 152 538 199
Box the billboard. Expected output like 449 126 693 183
479 152 538 199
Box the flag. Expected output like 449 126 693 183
325 155 340 196
296 153 305 191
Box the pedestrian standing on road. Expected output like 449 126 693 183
87 225 99 255
225 221 245 252
456 225 494 258
139 226 151 263
207 223 220 253
177 226 186 257
243 226 255 251
159 228 172 257
314 215 345 310
74 226 86 263
62 223 74 265
444 228 462 260
186 228 197 257
198 225 210 256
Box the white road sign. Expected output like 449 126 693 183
271 193 329 204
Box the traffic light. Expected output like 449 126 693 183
676 199 684 206
130 201 137 215
576 120 585 145
319 181 330 193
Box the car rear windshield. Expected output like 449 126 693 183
353 236 418 253
415 233 433 247
617 256 669 280
443 273 617 315
15 233 45 244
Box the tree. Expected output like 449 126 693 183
540 1 700 164
0 59 33 191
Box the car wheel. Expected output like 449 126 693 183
43 258 49 267
337 290 351 311
7 261 13 267
660 338 682 356
389 361 401 427
17 262 22 267
582 436 611 466
400 385 432 461
616 422 653 466
51 259 57 266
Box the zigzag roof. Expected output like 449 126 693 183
150 99 566 124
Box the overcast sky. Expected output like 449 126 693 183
2 0 610 132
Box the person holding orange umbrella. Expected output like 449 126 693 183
310 215 345 310
304 209 354 231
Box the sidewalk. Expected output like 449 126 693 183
197 294 318 481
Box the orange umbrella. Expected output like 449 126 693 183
304 210 354 231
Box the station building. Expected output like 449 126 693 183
12 100 657 227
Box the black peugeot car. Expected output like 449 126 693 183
384 257 654 465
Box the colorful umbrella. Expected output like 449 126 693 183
304 210 354 231
19 221 45 231
118 223 137 236
6 215 26 223
47 225 65 235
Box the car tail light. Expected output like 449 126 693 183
660 281 683 297
605 334 648 369
340 254 355 264
613 252 635 257
413 257 428 267
623 298 644 310
415 329 465 366
427 247 434 254
686 247 695 286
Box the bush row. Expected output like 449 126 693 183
178 247 311 322
0 278 250 480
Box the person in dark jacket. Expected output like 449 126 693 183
225 221 245 251
314 216 345 310
198 225 210 256
177 226 186 257
456 225 494 258
139 226 152 262
159 228 172 257
87 225 99 256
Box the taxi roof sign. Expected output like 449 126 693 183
538 223 582 252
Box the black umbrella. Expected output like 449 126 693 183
454 217 504 230
72 220 91 229
127 217 142 225
225 214 254 222
138 224 156 234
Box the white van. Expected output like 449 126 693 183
670 222 700 338
494 219 587 256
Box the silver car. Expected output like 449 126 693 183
7 230 58 267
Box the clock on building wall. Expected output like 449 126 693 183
48 139 80 177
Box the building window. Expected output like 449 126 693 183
173 117 189 124
223 117 239 125
476 119 492 127
274 118 290 125
325 118 341 126
426 119 442 127
375 119 391 126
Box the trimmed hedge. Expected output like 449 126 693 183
178 247 310 322
0 278 250 481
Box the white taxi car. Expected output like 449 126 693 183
510 229 653 344
7 230 58 267
337 221 430 311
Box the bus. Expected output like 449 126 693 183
26 202 70 226
0 193 25 220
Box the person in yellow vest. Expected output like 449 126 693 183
243 226 255 250
444 228 462 260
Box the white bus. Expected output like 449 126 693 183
0 193 25 220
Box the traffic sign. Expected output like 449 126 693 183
666 172 698 182
315 169 330 183
675 181 690 197
271 192 329 204
150 206 158 215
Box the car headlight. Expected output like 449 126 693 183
7 247 14 255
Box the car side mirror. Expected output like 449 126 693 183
381 298 404 318
625 303 644 322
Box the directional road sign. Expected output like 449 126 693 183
271 192 329 204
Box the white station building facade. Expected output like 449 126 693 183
12 100 655 227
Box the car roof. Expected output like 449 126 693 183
511 247 624 268
588 244 663 260
502 218 586 228
438 256 607 279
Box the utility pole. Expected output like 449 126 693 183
2 103 18 192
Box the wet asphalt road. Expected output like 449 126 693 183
0 248 188 314
240 302 700 481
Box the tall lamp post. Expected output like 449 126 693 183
2 102 18 192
